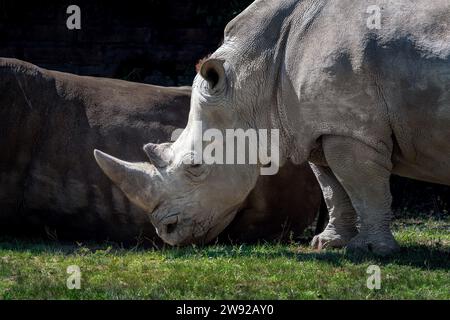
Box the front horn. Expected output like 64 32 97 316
94 149 161 211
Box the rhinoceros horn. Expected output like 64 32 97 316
94 149 160 211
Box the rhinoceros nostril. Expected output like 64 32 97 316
158 213 179 235
166 222 177 234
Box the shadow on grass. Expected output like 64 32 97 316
295 244 450 270
1 237 448 271
151 241 449 271
0 237 126 255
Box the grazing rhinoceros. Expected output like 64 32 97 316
0 57 324 243
95 0 450 255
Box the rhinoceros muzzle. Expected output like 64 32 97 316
94 148 243 246
94 149 195 245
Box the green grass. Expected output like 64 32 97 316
0 218 449 300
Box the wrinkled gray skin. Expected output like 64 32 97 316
96 0 450 254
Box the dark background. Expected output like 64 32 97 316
0 0 253 85
0 0 448 218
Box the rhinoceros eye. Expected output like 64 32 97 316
185 163 203 177
184 163 211 181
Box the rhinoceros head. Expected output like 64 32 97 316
94 57 279 245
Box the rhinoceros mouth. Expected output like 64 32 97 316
198 205 241 244
153 203 242 246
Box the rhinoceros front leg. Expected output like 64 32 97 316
323 135 400 256
310 163 358 249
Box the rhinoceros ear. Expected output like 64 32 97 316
143 143 173 168
200 58 226 91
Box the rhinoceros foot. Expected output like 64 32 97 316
311 228 357 250
345 232 400 256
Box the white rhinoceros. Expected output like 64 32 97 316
95 0 450 255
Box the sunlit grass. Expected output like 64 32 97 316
0 218 448 300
